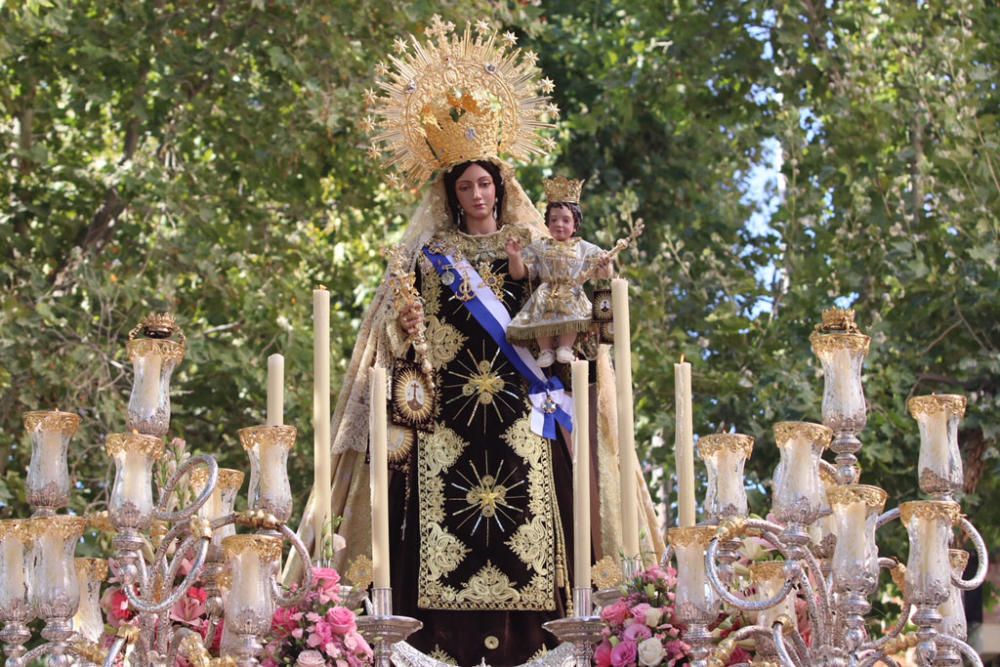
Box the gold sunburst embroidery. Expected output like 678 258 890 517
448 453 526 546
443 344 521 430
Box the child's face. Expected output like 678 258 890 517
547 206 575 242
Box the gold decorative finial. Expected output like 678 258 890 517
817 307 860 333
543 176 584 204
367 20 556 186
136 313 177 339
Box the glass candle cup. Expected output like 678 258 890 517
699 434 753 522
939 549 969 641
772 422 833 525
667 526 720 625
190 468 245 548
222 535 282 637
239 426 296 523
828 485 887 595
809 319 870 433
907 395 967 498
126 337 184 437
106 433 165 531
29 516 86 621
23 411 80 514
72 558 109 642
750 560 797 632
0 520 34 624
901 500 960 608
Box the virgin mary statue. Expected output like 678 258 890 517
288 18 664 666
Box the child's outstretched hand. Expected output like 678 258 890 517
505 237 523 259
506 237 527 280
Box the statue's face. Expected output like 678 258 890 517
547 205 575 241
454 164 496 224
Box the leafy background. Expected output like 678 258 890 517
2 0 997 622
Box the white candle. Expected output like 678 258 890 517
267 354 284 427
136 353 162 417
123 450 153 514
259 441 285 498
923 411 949 475
232 551 262 610
716 447 744 512
571 361 591 591
674 361 696 527
2 537 26 603
38 430 66 487
313 289 331 557
370 366 390 588
832 348 864 416
785 436 817 498
611 279 640 558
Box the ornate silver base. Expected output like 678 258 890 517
356 588 422 667
543 588 603 667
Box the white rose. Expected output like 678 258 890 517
644 606 663 627
637 637 665 666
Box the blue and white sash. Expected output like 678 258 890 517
422 247 574 439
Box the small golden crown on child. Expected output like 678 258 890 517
543 176 584 204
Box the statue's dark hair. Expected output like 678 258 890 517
443 160 506 230
544 202 582 233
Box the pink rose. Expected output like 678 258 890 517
272 607 300 636
611 639 638 667
326 606 357 635
594 640 614 667
100 588 134 626
630 603 652 625
312 566 342 604
601 600 631 626
348 631 372 658
624 622 652 642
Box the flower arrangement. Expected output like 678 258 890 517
261 566 373 667
594 564 750 667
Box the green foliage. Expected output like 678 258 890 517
1 0 997 614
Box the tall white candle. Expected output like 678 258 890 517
370 366 390 588
267 354 284 427
313 289 331 558
571 361 591 591
612 279 640 558
674 360 696 527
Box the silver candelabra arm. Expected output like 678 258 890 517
934 634 984 667
705 538 796 612
771 621 802 667
876 506 900 529
951 516 987 591
270 523 315 608
155 454 219 523
123 536 210 614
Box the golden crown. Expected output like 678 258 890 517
543 176 584 204
365 16 558 187
817 307 860 333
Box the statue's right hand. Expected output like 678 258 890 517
398 302 424 336
505 237 522 257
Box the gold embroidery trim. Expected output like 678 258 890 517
826 484 887 510
424 317 467 369
417 416 556 611
22 410 81 435
773 422 832 449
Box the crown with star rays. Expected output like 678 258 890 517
362 16 559 187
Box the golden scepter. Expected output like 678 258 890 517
572 219 646 288
383 245 433 379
